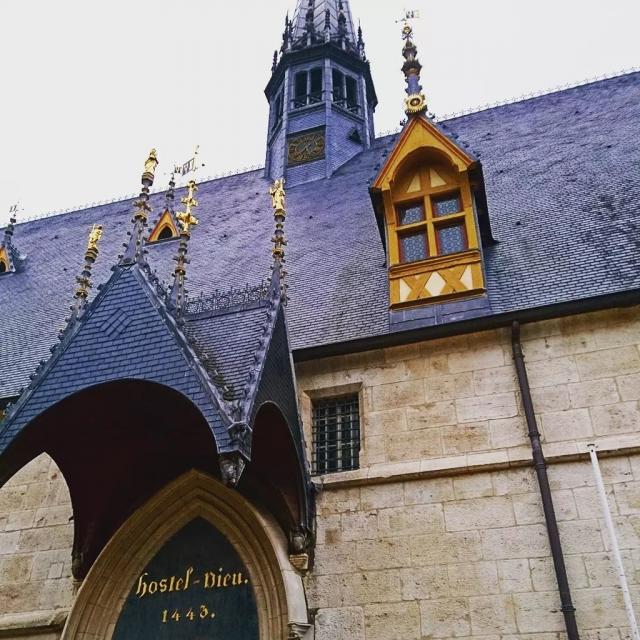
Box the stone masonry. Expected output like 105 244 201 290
0 305 639 638
297 306 640 640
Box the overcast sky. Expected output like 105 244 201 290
0 0 638 226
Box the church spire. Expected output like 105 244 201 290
401 15 427 116
288 0 359 55
265 1 377 185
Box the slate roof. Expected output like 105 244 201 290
1 72 639 399
187 304 271 401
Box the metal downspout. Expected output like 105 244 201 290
511 321 580 640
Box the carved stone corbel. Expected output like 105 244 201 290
288 621 312 639
219 452 247 488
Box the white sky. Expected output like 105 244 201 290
0 0 638 226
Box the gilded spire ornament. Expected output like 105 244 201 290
121 149 159 264
269 178 288 302
169 179 199 315
400 12 427 116
176 180 199 235
69 224 103 323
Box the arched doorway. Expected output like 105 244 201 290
62 470 310 639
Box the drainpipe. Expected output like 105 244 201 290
587 444 640 640
511 321 580 640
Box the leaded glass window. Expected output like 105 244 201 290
312 395 360 475
398 202 425 226
400 232 428 262
437 224 466 255
432 192 462 217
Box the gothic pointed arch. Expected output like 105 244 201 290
61 470 310 640
148 209 180 242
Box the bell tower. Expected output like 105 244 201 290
265 0 377 186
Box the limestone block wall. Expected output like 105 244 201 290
0 454 74 636
296 306 640 475
307 456 640 640
297 305 640 639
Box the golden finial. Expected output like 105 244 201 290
72 224 104 317
87 224 103 253
176 180 199 235
269 178 286 213
143 148 159 182
270 178 287 264
121 148 158 264
399 10 427 116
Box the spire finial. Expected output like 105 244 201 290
357 21 366 59
4 204 18 244
337 1 347 40
269 178 288 303
400 11 427 116
169 179 199 316
121 149 158 264
165 170 176 212
69 224 103 323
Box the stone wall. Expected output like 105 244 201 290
0 454 74 636
297 306 640 474
297 306 640 639
0 305 637 638
307 456 640 640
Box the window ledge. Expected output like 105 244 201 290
390 248 481 277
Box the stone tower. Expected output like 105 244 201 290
265 0 378 185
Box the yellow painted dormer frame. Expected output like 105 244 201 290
0 246 9 273
372 116 486 308
148 210 179 243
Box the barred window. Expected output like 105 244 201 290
312 395 360 475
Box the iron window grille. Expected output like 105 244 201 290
312 394 360 475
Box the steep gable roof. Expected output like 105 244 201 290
0 264 232 455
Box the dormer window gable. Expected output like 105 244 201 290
371 115 488 308
147 209 179 243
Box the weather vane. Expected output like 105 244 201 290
174 145 204 178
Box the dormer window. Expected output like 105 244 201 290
371 116 487 308
147 210 179 243
292 68 323 109
392 163 473 269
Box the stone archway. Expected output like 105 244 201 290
62 470 310 639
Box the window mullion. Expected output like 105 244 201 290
425 195 438 256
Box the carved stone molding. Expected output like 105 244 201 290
61 470 310 639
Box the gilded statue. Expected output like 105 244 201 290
269 178 286 212
144 149 159 176
87 224 103 251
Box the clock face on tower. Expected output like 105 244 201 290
287 128 326 166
